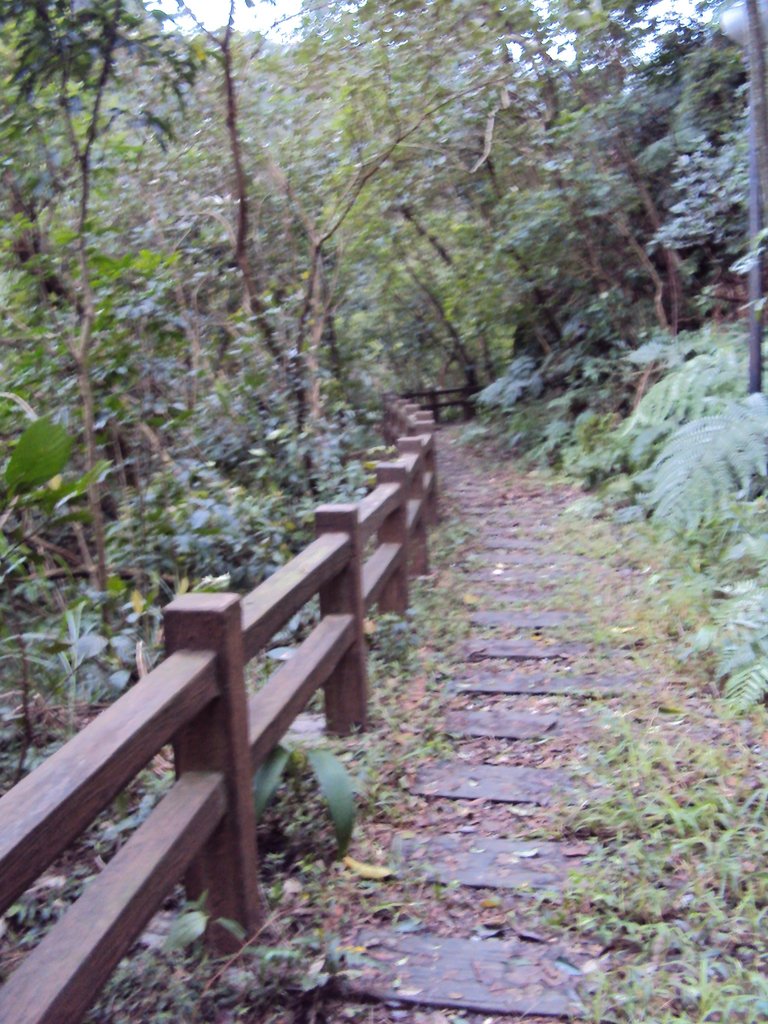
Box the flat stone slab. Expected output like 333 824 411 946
446 710 560 740
467 570 561 585
285 712 326 742
464 639 588 662
394 833 590 890
346 928 586 1017
412 763 571 805
458 672 632 696
470 610 575 629
468 588 558 604
482 538 542 552
484 552 569 567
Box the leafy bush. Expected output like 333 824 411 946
476 355 544 411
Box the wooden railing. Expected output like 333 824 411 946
397 385 478 423
0 400 438 1024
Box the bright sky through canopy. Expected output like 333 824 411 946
158 0 303 38
162 0 708 41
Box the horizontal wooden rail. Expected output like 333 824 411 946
0 649 217 916
386 387 475 430
357 481 401 545
0 772 225 1024
362 542 403 609
0 394 440 1023
248 614 355 770
241 532 351 660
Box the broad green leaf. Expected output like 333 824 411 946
306 748 356 858
5 418 73 493
217 917 247 943
75 633 107 661
163 909 208 951
252 743 291 819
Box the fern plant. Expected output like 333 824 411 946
706 577 768 710
623 346 744 468
476 355 544 412
724 662 768 711
641 393 768 532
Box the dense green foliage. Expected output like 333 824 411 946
1 0 764 775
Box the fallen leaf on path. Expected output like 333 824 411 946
343 856 394 880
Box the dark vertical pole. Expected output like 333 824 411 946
748 80 764 393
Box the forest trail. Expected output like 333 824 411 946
339 428 647 1022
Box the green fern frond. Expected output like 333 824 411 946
644 396 768 531
625 349 742 434
724 661 768 711
706 573 768 709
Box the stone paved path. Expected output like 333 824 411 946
342 429 644 1021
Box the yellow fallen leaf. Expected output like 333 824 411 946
463 593 479 606
343 856 393 880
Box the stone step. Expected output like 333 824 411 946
482 538 544 552
458 671 632 697
445 709 560 740
466 587 559 604
393 833 591 891
412 762 572 805
464 639 589 662
344 928 587 1018
482 552 572 567
470 610 576 629
466 569 562 585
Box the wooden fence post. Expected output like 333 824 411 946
374 462 409 614
315 505 368 734
382 393 396 444
462 386 475 421
398 437 429 576
420 428 439 526
429 389 440 424
163 593 262 952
